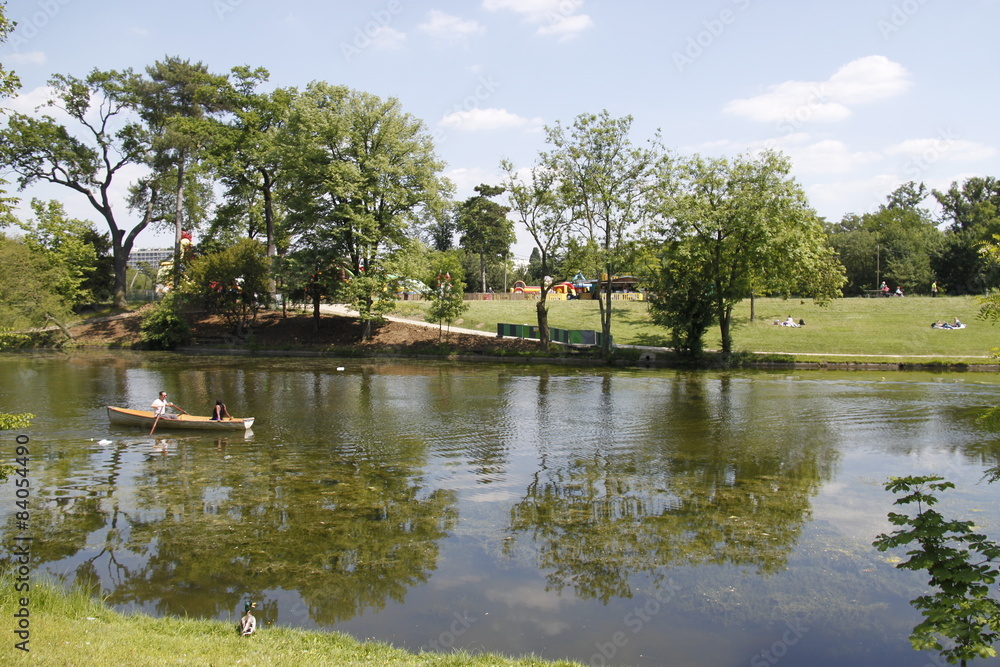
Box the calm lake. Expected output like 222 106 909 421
1 351 999 666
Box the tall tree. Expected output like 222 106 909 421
650 150 844 359
208 66 293 291
134 56 229 288
0 234 72 331
542 111 653 358
0 2 18 98
456 183 512 293
830 183 943 295
0 1 21 216
14 199 110 306
933 177 1000 295
501 159 570 350
280 83 448 338
0 68 155 308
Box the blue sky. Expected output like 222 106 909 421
2 0 998 261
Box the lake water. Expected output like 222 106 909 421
1 351 999 666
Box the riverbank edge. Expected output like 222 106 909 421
169 345 1000 372
0 575 583 666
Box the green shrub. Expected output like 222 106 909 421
140 293 192 350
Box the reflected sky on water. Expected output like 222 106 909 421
1 351 999 666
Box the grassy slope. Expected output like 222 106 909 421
392 295 996 361
1 577 582 667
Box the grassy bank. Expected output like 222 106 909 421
392 295 996 362
0 576 582 666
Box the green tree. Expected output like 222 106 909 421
455 183 513 293
139 291 192 350
542 111 654 358
0 233 73 334
830 183 942 295
650 150 843 359
647 240 716 359
207 66 293 291
133 57 230 289
15 199 106 306
280 83 448 338
185 239 270 336
501 159 570 350
0 1 21 217
426 257 468 341
874 476 1000 666
933 177 1000 295
0 68 157 308
0 2 19 98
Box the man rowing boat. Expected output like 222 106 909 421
150 391 188 419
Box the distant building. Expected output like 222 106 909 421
128 247 173 270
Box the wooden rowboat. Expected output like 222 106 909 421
107 406 255 431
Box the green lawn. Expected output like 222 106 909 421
391 295 997 362
1 576 582 667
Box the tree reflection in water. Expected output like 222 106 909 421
506 373 841 603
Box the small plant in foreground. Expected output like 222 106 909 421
873 475 1000 666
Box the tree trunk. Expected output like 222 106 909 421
262 169 277 294
749 292 756 321
480 253 487 293
112 244 129 309
172 153 186 291
719 304 733 359
600 263 613 359
536 297 550 351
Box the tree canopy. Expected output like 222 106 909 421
648 150 844 358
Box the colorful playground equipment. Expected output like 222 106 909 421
510 273 645 301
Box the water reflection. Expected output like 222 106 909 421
2 352 999 666
506 373 840 603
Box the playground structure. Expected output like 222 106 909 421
510 274 645 301
510 279 578 299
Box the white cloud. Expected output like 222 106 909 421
444 166 504 198
1 51 45 66
418 10 485 46
1 85 58 116
369 26 407 50
808 174 901 218
777 139 882 175
724 55 911 124
439 107 543 131
482 0 593 40
537 13 594 40
885 137 996 162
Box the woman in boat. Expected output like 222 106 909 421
211 400 231 421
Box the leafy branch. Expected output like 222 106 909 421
873 475 1000 666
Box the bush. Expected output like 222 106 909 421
140 293 192 350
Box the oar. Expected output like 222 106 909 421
149 411 162 435
150 405 187 435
